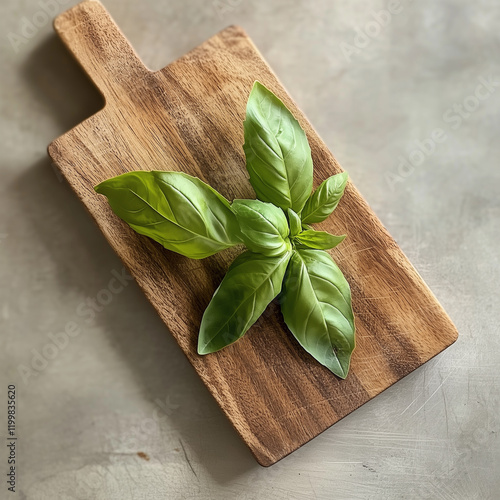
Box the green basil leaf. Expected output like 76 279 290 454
198 250 291 354
243 81 313 212
95 171 241 259
295 229 346 250
301 172 348 224
232 199 291 256
280 248 355 378
287 208 302 238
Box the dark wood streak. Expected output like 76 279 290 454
48 0 459 467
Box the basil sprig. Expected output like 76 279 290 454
95 171 242 259
281 249 355 378
243 82 313 213
301 172 348 224
95 81 356 378
198 251 291 354
231 199 291 256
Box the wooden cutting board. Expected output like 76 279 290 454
48 0 458 466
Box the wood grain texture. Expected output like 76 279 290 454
48 0 458 466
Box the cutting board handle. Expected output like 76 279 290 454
53 0 150 102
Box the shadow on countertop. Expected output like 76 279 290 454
21 34 104 133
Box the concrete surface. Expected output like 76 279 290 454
1 0 499 498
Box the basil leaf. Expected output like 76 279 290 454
295 229 346 250
243 81 313 212
301 172 348 225
95 171 241 259
198 250 291 354
232 199 291 256
287 208 302 237
280 248 355 378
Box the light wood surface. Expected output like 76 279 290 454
48 0 458 466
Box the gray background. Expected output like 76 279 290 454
1 0 499 498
